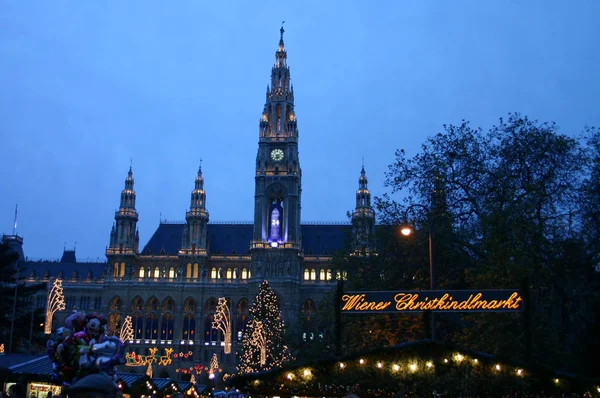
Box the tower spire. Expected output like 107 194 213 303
180 165 209 260
351 165 375 255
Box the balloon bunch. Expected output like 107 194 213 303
46 311 126 388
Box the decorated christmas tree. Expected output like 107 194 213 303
237 280 292 373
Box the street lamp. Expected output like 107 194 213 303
400 204 436 341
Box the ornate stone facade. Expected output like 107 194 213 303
5 28 376 379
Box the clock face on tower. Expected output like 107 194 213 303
271 149 284 161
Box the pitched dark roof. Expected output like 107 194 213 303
0 354 43 370
141 222 352 256
19 259 106 280
8 355 51 376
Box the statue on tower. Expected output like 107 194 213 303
280 21 285 40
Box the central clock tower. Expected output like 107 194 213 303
250 26 302 312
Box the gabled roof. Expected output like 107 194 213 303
141 222 353 257
19 259 106 281
8 355 51 376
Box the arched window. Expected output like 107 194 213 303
182 313 196 341
146 297 159 312
113 262 119 277
304 268 310 280
108 296 122 336
310 269 316 281
319 269 325 281
343 271 348 280
139 267 145 279
130 296 143 312
301 299 318 342
109 312 121 336
327 269 332 281
226 268 232 279
193 263 199 279
236 299 249 341
160 313 174 341
204 298 219 343
162 297 175 313
144 312 158 340
154 267 160 279
120 262 126 278
168 267 175 280
186 263 192 280
132 311 143 339
336 270 341 280
241 268 248 280
211 268 217 279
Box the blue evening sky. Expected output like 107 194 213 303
1 1 599 260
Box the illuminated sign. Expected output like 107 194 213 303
341 290 523 313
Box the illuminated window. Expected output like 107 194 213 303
139 267 145 278
241 268 248 279
310 269 316 281
113 262 119 277
211 268 217 279
327 269 332 281
186 263 192 279
319 269 325 280
168 267 175 280
343 271 348 281
226 268 233 279
304 269 310 280
154 267 160 279
193 263 199 279
336 270 341 280
120 262 126 277
248 270 252 278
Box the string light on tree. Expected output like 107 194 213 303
119 315 134 342
212 297 232 354
237 280 292 373
252 321 267 366
44 279 66 334
0 344 4 354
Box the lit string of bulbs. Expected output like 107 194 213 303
44 278 66 334
257 352 586 391
119 315 134 341
212 297 232 354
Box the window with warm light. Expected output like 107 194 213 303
226 268 233 279
186 263 192 279
153 267 160 279
211 268 217 279
319 269 325 280
241 268 248 279
168 267 175 280
327 269 332 280
193 263 199 279
139 267 145 278
304 269 310 280
310 269 316 281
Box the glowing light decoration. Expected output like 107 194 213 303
212 297 232 354
125 347 180 367
0 343 4 354
210 353 219 374
146 362 153 378
190 374 196 385
119 315 134 341
237 281 292 374
44 279 66 334
252 321 267 366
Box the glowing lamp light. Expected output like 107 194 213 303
426 361 433 368
454 353 464 362
303 369 311 377
517 369 523 376
400 226 412 236
392 364 400 372
473 358 479 365
554 378 559 384
359 359 365 365
495 364 501 371
339 362 345 369
409 363 417 372
209 373 215 380
270 242 278 248
286 373 294 380
443 358 449 363
377 362 383 369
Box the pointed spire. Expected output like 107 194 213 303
275 23 287 68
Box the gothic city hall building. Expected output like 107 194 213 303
3 29 376 377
